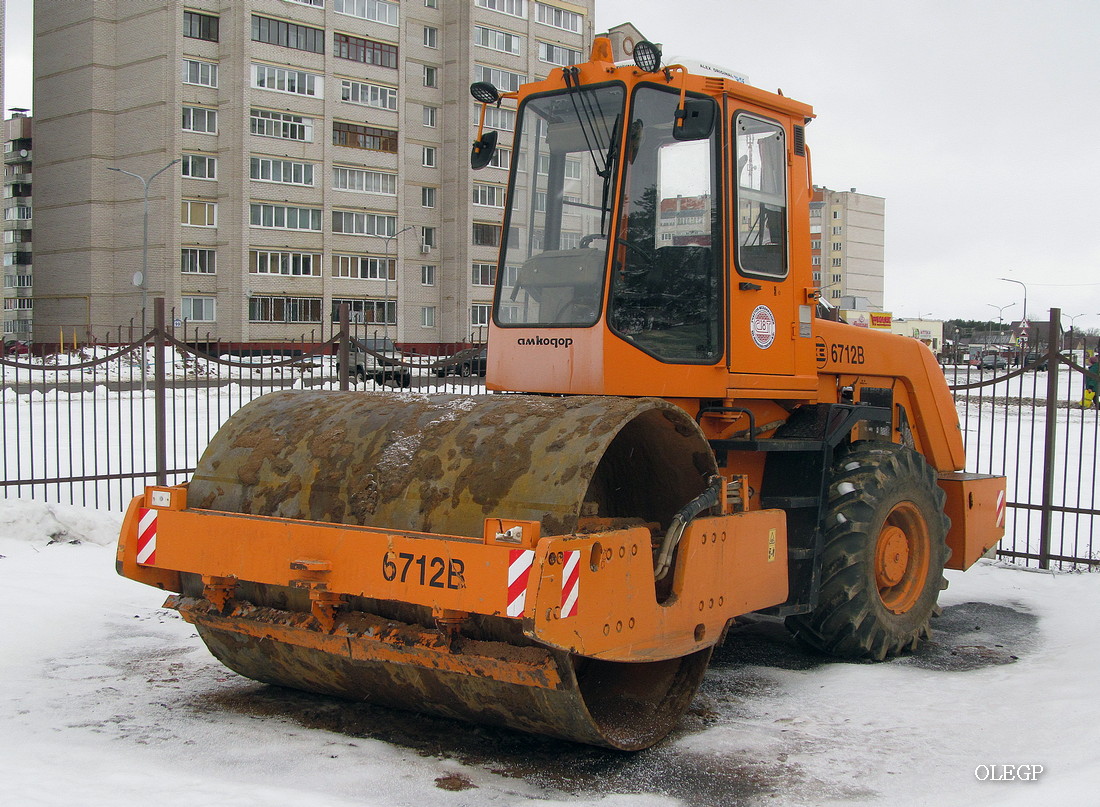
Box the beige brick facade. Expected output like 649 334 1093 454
32 0 594 349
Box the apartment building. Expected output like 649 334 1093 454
32 0 594 350
809 185 885 311
3 113 32 346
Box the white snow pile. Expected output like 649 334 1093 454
1 497 1098 806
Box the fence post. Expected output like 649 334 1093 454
338 302 350 392
1038 307 1061 569
154 297 168 486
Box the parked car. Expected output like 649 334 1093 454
343 337 412 387
435 346 487 378
980 354 1008 370
5 340 30 356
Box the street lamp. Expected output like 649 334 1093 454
987 301 1015 325
998 277 1028 323
107 158 181 389
381 225 415 344
1066 313 1089 353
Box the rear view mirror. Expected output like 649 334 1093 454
674 97 716 141
471 129 498 170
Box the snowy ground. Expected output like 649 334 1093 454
1 499 1096 806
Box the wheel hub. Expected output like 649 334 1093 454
873 501 930 614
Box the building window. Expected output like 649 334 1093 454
182 106 218 134
488 147 511 169
811 239 821 250
832 226 842 235
421 307 435 327
832 210 840 219
812 256 821 266
181 200 216 227
250 250 322 276
332 254 395 279
425 0 438 7
250 109 313 141
181 154 216 180
471 263 496 286
251 157 315 186
831 289 842 299
538 42 582 66
183 11 218 41
251 15 324 53
475 0 525 17
421 265 436 286
483 106 516 131
422 227 437 249
252 64 322 98
175 296 210 322
340 79 397 110
475 26 522 54
832 258 842 267
249 203 322 231
422 146 437 167
331 298 395 324
332 210 397 236
422 106 437 127
249 296 322 323
535 2 581 32
334 32 398 67
181 296 216 322
181 248 216 274
471 304 492 328
472 222 500 247
423 65 438 88
831 273 842 284
475 65 525 93
287 0 324 6
334 0 399 26
831 242 842 251
421 187 436 208
473 183 505 207
4 205 31 221
182 59 218 88
423 26 438 47
333 166 396 195
333 121 398 152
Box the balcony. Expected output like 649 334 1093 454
4 148 31 165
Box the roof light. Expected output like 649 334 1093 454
633 40 663 73
470 82 501 105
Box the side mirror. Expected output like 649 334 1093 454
471 129 498 170
674 97 716 141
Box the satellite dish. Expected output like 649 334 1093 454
132 271 144 287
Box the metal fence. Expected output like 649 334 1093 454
946 307 1098 569
3 302 1097 569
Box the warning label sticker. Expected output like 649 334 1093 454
750 305 776 349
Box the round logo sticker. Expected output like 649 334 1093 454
750 305 776 349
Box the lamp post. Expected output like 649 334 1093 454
987 301 1015 325
998 277 1028 324
381 225 415 345
107 159 181 390
1066 313 1088 353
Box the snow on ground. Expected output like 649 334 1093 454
1 499 1096 806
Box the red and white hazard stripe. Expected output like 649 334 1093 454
996 489 1006 528
136 507 157 565
506 549 535 618
560 550 580 618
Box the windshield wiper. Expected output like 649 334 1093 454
598 114 622 234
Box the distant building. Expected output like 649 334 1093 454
3 112 32 346
810 186 884 311
32 0 595 350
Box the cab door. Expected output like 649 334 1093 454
726 110 799 380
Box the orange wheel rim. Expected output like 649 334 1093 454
874 501 930 614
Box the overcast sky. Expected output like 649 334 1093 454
596 0 1100 330
5 2 1099 330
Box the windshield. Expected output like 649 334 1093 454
494 84 625 327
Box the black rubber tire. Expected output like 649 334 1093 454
460 363 473 377
785 441 950 661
